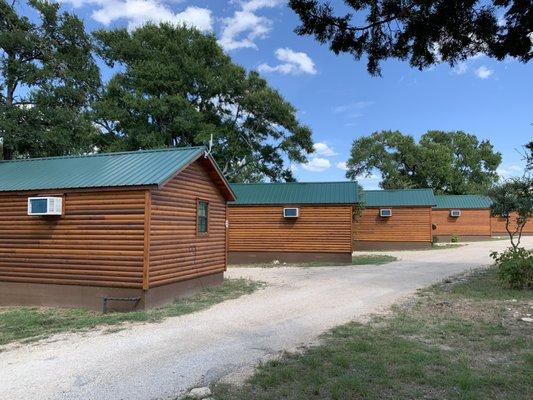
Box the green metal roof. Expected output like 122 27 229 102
361 189 436 207
0 147 207 192
434 195 492 209
229 182 360 205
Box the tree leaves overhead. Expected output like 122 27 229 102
289 0 533 75
93 24 313 182
0 0 100 159
346 130 502 194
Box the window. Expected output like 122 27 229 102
379 208 392 217
283 207 299 218
197 200 209 234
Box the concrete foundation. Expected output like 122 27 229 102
0 272 224 312
354 241 432 251
434 235 492 242
228 251 352 265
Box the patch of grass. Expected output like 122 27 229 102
230 254 397 268
0 278 262 346
213 268 533 399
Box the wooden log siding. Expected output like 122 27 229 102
491 214 533 235
0 190 146 288
148 160 227 287
354 207 432 243
228 205 353 253
432 209 491 236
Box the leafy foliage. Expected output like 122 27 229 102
0 0 100 160
346 130 502 194
525 141 533 172
491 247 533 290
92 24 313 182
488 177 533 249
289 0 532 75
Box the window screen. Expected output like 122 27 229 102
197 200 209 234
30 198 48 214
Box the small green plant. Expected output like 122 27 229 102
451 235 460 243
490 247 533 289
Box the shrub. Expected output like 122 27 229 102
490 247 533 289
451 235 460 243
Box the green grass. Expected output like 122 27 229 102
0 278 263 346
213 268 533 400
230 254 397 268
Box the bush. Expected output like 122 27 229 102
490 247 533 289
451 235 460 243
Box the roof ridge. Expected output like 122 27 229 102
0 146 206 163
230 181 357 185
363 188 433 192
435 194 489 197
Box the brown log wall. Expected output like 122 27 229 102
354 207 432 243
491 214 533 235
432 209 491 237
0 190 146 288
148 160 227 288
228 205 353 253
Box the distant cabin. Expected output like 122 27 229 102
228 182 359 264
491 212 533 237
355 189 436 250
432 195 493 241
0 147 235 311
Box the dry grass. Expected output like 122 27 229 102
213 268 532 399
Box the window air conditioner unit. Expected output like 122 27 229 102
283 207 299 218
28 197 63 216
379 208 392 217
450 209 461 217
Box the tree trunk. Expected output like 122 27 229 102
2 146 13 160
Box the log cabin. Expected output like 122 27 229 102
354 189 436 250
0 147 235 311
432 195 493 241
227 182 359 264
491 213 533 237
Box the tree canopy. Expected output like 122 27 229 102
92 24 313 182
0 0 100 160
526 141 533 172
489 177 533 249
289 0 532 75
346 130 502 194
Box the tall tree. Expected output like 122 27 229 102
346 130 502 194
289 0 532 75
0 0 100 160
92 24 313 182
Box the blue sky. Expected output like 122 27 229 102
27 0 533 188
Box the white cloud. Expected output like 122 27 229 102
241 0 284 12
219 0 283 51
332 101 374 114
313 142 337 157
258 48 317 75
497 165 524 179
301 157 331 172
63 1 213 32
336 161 347 171
475 65 493 79
357 173 381 190
452 62 468 75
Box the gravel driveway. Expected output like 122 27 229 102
1 238 531 400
